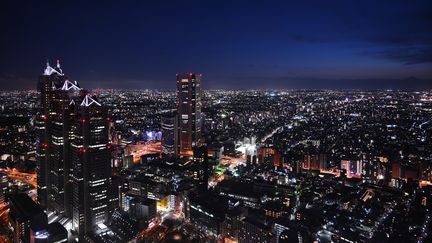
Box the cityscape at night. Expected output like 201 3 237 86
1 1 432 243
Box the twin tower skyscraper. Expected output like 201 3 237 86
36 60 203 238
36 60 112 237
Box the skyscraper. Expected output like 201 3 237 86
36 60 67 210
176 73 202 156
161 110 178 160
192 144 209 190
36 60 82 218
49 80 82 217
71 94 111 236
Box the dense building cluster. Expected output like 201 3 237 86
0 62 431 242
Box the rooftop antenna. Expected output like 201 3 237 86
56 59 61 68
46 59 50 67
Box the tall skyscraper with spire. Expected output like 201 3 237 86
37 61 113 238
49 78 82 217
71 94 111 236
36 60 83 217
36 60 68 210
176 73 202 156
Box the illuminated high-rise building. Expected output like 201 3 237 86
341 159 363 178
176 73 202 156
36 60 82 218
71 94 111 236
36 60 67 210
161 110 178 159
50 80 82 218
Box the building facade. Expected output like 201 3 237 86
36 61 67 210
71 94 111 236
36 61 83 218
176 73 202 156
161 110 178 159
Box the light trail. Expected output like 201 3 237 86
127 141 162 163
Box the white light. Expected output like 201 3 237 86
97 223 107 230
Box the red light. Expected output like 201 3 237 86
79 148 88 153
80 118 87 123
189 72 193 76
40 143 48 149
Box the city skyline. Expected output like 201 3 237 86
1 1 432 90
1 1 432 242
0 60 431 242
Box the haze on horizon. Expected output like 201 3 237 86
0 0 431 90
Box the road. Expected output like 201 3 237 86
127 141 162 163
0 168 37 188
0 203 9 226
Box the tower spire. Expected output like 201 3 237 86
56 59 61 68
46 59 50 68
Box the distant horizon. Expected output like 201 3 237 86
1 61 432 91
2 85 431 92
1 62 432 91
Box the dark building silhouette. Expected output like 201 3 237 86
8 193 67 243
9 193 48 243
193 144 209 190
238 217 275 243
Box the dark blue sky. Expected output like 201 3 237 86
0 0 431 90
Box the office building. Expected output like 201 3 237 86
36 60 82 218
176 73 202 156
36 60 67 209
257 146 283 167
341 159 363 178
161 110 178 159
8 193 47 243
71 94 111 236
302 154 328 171
49 79 82 217
129 198 157 222
193 144 210 190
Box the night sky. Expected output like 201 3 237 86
1 1 431 90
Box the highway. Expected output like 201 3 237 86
128 141 162 163
0 168 37 188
